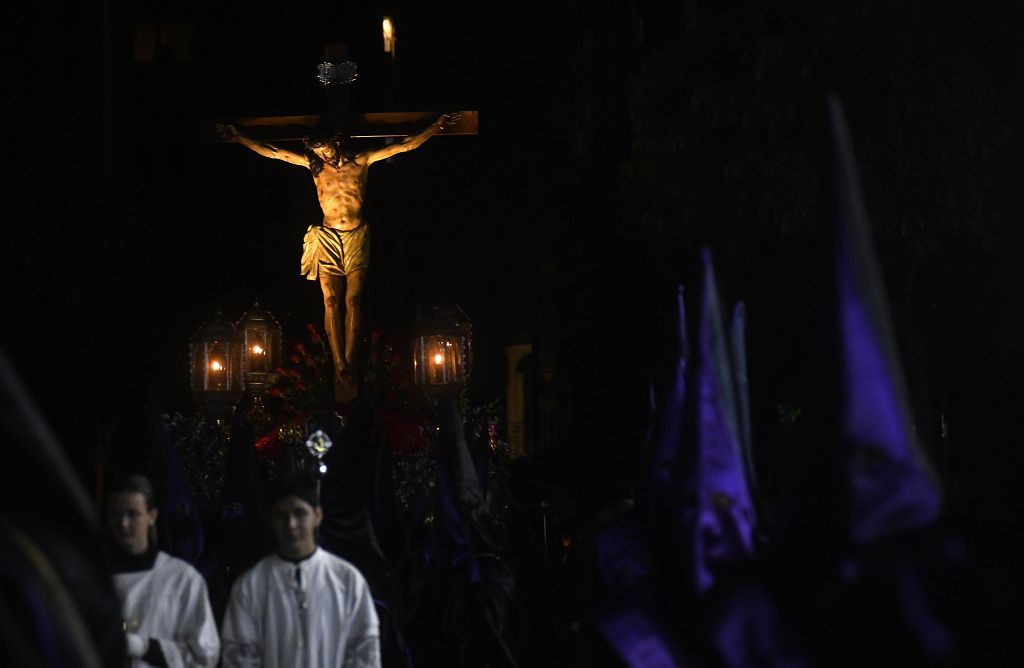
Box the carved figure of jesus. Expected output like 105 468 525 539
218 113 461 402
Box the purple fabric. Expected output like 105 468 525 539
597 274 804 667
596 595 681 668
595 512 650 587
674 249 756 594
649 287 688 509
828 95 941 545
595 287 685 665
711 583 810 668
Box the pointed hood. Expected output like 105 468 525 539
673 249 757 594
728 301 763 518
827 94 941 545
647 286 689 512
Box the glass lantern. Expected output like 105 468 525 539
236 301 282 393
413 305 472 394
190 310 243 420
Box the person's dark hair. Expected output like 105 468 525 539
106 473 157 511
303 129 355 174
302 127 342 149
267 471 320 510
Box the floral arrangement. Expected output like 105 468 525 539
254 323 435 462
265 323 334 412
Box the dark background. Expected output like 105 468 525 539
5 1 1024 535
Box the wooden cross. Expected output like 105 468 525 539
200 43 478 143
200 109 478 143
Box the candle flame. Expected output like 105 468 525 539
433 353 444 365
252 344 264 355
382 17 396 56
210 360 224 371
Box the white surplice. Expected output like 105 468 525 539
221 547 381 668
112 551 220 667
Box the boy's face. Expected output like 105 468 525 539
269 495 322 559
106 492 157 555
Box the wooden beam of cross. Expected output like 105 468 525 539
199 110 478 143
201 42 477 143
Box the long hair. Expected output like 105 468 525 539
303 131 357 175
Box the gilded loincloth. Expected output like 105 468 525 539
300 223 370 280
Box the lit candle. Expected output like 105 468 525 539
382 17 396 57
249 342 267 374
209 359 225 390
431 344 445 384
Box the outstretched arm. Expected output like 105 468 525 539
364 112 462 166
217 123 309 168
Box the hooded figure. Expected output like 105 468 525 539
774 94 957 666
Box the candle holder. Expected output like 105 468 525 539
412 305 472 397
189 310 243 423
236 301 282 394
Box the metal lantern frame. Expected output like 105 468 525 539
189 311 243 419
413 305 473 394
236 301 282 393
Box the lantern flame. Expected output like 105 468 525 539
210 360 224 371
252 344 264 355
382 17 396 57
433 353 444 365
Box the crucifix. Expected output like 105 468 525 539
204 44 478 404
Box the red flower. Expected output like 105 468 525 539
295 343 308 355
254 430 283 460
306 323 323 343
268 387 284 397
290 353 301 364
373 409 429 456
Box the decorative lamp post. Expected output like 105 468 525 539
236 301 282 393
413 305 473 395
190 311 243 422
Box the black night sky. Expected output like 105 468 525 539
5 2 1024 663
